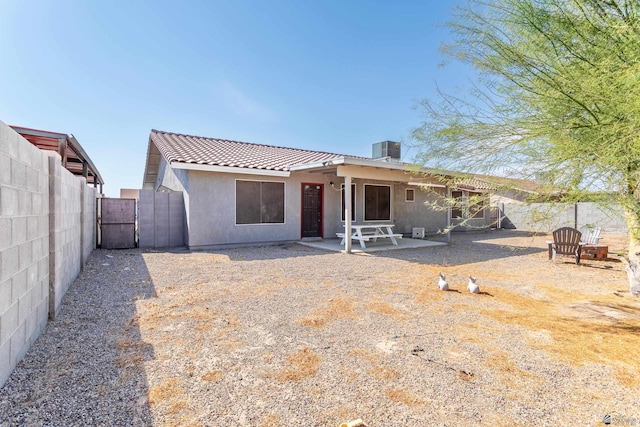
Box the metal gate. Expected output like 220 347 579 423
100 198 136 249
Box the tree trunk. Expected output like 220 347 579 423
623 207 640 295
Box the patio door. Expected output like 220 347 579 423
301 183 323 238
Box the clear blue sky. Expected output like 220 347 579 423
0 0 470 197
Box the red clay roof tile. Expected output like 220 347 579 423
150 129 357 171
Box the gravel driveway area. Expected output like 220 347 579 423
1 230 639 426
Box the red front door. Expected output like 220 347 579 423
301 183 323 238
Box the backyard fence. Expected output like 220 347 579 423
499 202 628 234
100 198 136 249
138 189 185 248
0 122 97 387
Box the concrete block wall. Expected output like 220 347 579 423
0 122 97 387
153 192 169 248
138 190 154 248
501 202 628 234
48 154 83 319
576 202 628 234
0 122 50 388
138 189 185 248
82 186 97 267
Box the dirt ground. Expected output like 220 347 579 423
1 230 639 427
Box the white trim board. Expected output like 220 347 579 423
172 162 291 177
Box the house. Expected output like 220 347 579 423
451 173 565 230
142 130 496 250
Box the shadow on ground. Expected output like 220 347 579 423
171 230 548 266
0 249 156 426
376 230 548 266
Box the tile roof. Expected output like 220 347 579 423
150 129 357 172
468 174 550 194
455 177 496 191
427 171 548 194
147 129 549 195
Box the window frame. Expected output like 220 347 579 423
467 191 485 219
405 188 415 203
449 189 485 220
235 179 286 225
363 183 392 222
451 190 464 219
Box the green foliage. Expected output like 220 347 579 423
413 0 640 218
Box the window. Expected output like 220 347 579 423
236 180 285 224
468 192 485 219
364 184 391 221
451 190 464 219
450 190 485 219
341 183 356 221
405 188 415 202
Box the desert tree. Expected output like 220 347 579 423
413 0 640 275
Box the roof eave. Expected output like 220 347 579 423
142 136 161 188
290 157 416 172
289 158 343 172
11 126 104 186
341 157 409 170
171 162 291 177
67 134 104 185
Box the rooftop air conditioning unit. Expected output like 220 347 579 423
372 141 401 160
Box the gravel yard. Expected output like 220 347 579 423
1 230 639 426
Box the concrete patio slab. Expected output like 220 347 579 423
297 237 447 253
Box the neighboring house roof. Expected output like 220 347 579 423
454 177 496 192
10 125 104 188
468 174 557 195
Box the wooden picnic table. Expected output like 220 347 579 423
336 224 403 249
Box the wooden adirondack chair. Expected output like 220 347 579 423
579 226 602 245
548 227 583 264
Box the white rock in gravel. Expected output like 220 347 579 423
468 276 480 294
438 273 449 291
376 341 397 354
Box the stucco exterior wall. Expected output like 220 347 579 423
393 184 447 234
154 157 190 245
185 170 323 247
180 172 448 247
316 176 447 236
155 157 188 193
152 159 452 247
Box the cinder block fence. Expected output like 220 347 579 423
138 189 184 248
498 202 628 234
0 121 96 387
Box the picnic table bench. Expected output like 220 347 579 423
336 224 403 249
